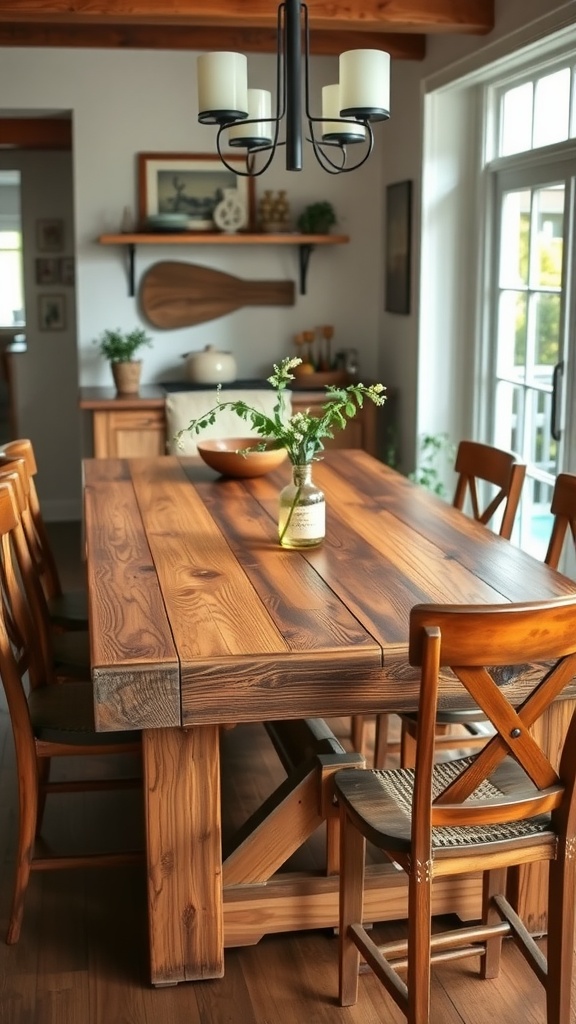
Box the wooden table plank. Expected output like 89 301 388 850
84 458 180 730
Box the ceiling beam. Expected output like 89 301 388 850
0 0 494 35
0 22 426 59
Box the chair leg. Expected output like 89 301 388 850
7 765 39 944
350 715 366 754
401 720 418 769
546 846 576 1023
481 867 507 979
338 804 366 1007
406 863 432 1024
36 756 50 836
373 714 389 769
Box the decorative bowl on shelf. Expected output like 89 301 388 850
145 213 190 232
197 438 288 478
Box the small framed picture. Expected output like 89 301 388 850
38 294 66 331
60 257 75 286
35 258 60 285
137 152 255 231
37 218 64 253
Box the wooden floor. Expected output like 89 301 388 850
0 523 572 1023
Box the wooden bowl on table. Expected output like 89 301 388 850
197 438 288 478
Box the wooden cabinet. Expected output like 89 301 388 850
93 407 166 458
79 386 382 459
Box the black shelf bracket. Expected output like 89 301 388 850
126 243 136 297
298 244 315 295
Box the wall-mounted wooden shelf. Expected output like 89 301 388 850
98 232 349 296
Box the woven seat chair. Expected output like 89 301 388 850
354 440 527 767
0 438 88 631
336 596 576 1024
0 478 142 944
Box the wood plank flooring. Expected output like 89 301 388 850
0 523 571 1023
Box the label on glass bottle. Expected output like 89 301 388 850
286 501 325 540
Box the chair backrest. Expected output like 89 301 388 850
0 467 56 687
0 438 62 601
407 597 576 854
452 439 526 540
0 478 55 769
545 473 576 570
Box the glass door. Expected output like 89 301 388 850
490 159 576 559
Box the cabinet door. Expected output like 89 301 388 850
93 409 166 458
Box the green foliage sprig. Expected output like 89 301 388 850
409 432 455 497
176 356 386 465
94 327 153 363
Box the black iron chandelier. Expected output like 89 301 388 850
197 0 390 176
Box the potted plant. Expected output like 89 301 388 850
94 326 153 395
296 201 337 235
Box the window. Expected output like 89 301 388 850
498 64 574 157
0 170 25 327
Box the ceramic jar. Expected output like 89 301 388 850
183 345 237 385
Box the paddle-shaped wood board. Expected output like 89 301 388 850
140 261 295 328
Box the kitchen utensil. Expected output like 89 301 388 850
182 345 237 384
140 261 295 329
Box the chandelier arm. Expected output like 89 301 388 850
307 121 375 174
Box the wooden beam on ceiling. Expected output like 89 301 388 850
0 0 494 36
0 22 426 59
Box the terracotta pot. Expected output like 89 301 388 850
111 360 142 395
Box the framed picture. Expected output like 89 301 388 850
385 180 412 315
36 218 64 253
137 152 255 231
35 257 60 285
60 257 75 286
38 294 66 331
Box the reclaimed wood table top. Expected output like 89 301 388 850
84 451 576 734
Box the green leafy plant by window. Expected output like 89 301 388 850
409 433 455 498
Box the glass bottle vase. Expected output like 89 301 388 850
278 463 325 549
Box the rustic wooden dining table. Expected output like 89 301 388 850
83 451 576 987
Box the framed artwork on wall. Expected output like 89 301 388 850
137 152 255 231
38 294 66 331
35 258 60 285
36 218 64 253
385 180 412 315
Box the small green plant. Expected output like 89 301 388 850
94 327 153 363
297 202 337 234
409 433 455 497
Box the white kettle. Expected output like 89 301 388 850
183 345 237 385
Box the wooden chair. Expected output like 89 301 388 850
336 596 576 1024
357 441 527 768
544 472 576 570
0 460 90 679
0 438 88 630
0 479 142 944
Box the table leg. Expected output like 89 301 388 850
142 726 223 985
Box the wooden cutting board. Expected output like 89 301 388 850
140 261 295 328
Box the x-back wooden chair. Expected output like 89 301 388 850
354 440 527 768
336 596 576 1024
0 479 142 944
544 472 576 570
